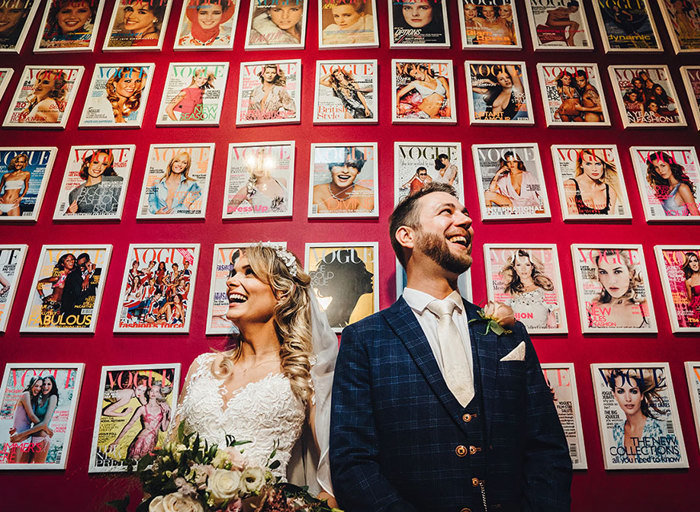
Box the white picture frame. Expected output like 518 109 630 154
235 59 301 126
680 66 700 130
313 59 378 124
33 0 105 53
590 0 663 53
0 245 28 332
523 0 594 51
392 59 456 124
244 0 307 50
103 0 174 51
653 246 700 333
387 0 450 49
685 361 700 450
465 60 534 125
174 0 241 50
0 0 42 54
456 0 522 50
0 147 57 223
318 0 379 49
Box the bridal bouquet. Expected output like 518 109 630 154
109 423 339 512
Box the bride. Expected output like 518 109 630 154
170 244 337 506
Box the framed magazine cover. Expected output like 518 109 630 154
313 60 377 124
483 244 568 334
318 0 379 49
591 0 663 53
88 364 180 472
395 259 472 303
456 0 521 49
590 363 688 470
156 62 229 126
205 242 286 335
654 246 700 332
174 0 240 50
0 245 27 332
550 144 632 221
236 60 301 126
608 65 687 128
0 0 42 54
223 142 294 220
308 143 378 219
53 145 135 221
656 0 700 54
387 0 450 48
0 363 84 469
113 243 200 333
103 0 174 51
136 143 215 220
465 61 534 125
0 147 57 222
571 244 657 334
79 63 155 128
680 65 700 130
305 242 379 333
392 59 456 124
2 65 84 129
629 146 700 221
685 362 700 449
541 364 587 470
20 244 112 333
394 141 464 204
0 68 14 102
536 63 611 127
523 0 593 51
245 0 307 50
33 0 105 52
472 142 550 221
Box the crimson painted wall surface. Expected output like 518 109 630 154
1 1 699 510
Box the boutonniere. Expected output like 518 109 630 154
469 301 516 336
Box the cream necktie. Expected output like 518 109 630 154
427 298 474 407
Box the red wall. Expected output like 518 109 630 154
1 1 699 510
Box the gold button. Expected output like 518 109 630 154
455 445 467 457
471 477 480 487
469 445 481 455
462 413 472 422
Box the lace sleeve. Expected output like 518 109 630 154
167 353 214 443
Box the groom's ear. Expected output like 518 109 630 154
395 225 415 250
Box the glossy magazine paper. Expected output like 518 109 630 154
654 246 700 332
465 61 534 125
394 142 464 204
591 0 662 52
236 60 300 126
313 60 377 124
0 245 27 332
457 0 521 49
523 0 593 50
0 147 57 222
393 59 456 124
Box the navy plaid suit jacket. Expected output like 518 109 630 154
330 297 572 512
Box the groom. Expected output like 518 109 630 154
330 184 572 512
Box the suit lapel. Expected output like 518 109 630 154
384 298 466 420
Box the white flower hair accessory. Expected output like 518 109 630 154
260 242 297 277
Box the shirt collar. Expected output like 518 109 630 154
403 288 464 315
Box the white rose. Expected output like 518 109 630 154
148 492 203 512
207 469 241 503
240 467 265 494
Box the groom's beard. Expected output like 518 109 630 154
415 230 472 275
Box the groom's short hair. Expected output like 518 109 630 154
389 182 458 267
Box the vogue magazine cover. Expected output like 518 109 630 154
308 143 378 218
103 0 174 50
34 0 105 52
236 60 300 126
523 0 593 50
680 65 700 129
157 62 228 126
0 245 27 332
591 363 688 470
656 0 700 53
541 364 587 470
0 364 84 469
245 0 306 49
318 0 378 48
0 0 41 53
537 63 610 126
20 245 112 333
484 244 567 334
306 242 378 332
654 246 700 332
571 244 657 334
53 145 135 221
457 0 521 49
0 147 57 222
224 142 294 219
206 243 286 335
88 364 180 472
2 66 83 128
174 0 239 50
609 65 686 128
313 59 377 123
114 244 200 333
465 61 533 124
550 144 632 220
388 0 449 48
472 143 549 220
392 59 456 123
394 142 464 204
685 362 700 448
591 0 662 52
136 143 214 219
629 146 700 220
79 64 155 128
0 68 13 102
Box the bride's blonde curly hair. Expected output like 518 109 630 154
212 245 314 403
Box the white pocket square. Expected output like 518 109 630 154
500 341 526 362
